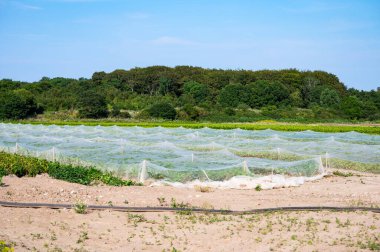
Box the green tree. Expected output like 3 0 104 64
320 88 340 108
183 81 209 104
340 96 361 119
0 90 39 119
248 81 290 108
92 71 106 85
158 77 172 96
78 90 108 118
218 83 250 107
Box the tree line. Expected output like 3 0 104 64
0 66 379 121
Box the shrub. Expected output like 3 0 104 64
248 81 290 108
0 152 139 186
119 111 131 119
255 184 262 191
320 88 340 108
148 102 177 120
0 90 40 120
218 83 251 108
78 90 108 118
74 201 88 214
183 81 209 104
48 163 102 185
181 105 200 120
136 109 151 119
224 107 236 116
109 106 131 119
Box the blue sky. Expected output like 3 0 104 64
0 0 379 90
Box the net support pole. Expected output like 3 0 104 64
202 170 211 181
139 160 148 183
242 160 249 174
318 156 325 174
191 153 194 162
15 143 19 153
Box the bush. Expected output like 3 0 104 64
181 105 200 120
78 90 108 118
183 81 209 104
0 152 139 186
320 88 340 108
0 90 40 119
148 102 177 120
224 107 236 116
110 105 131 119
136 109 151 119
218 83 251 108
48 163 102 185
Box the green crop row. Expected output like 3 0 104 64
0 152 140 186
11 120 380 134
327 158 380 174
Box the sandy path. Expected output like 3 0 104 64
1 170 379 211
1 170 380 251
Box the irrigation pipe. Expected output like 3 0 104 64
0 201 379 214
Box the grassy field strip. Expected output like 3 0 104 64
7 120 380 134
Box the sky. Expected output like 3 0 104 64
0 0 379 90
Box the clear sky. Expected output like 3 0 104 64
0 0 379 90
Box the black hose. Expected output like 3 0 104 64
0 201 379 214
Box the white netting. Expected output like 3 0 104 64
1 123 379 183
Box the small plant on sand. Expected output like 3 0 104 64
170 198 190 209
333 170 354 177
0 240 14 252
367 240 380 251
157 197 166 206
74 201 88 214
255 184 262 191
76 231 89 244
194 185 212 193
128 213 147 224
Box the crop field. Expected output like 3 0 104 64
1 123 379 189
14 120 380 134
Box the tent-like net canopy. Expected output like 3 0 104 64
1 123 379 185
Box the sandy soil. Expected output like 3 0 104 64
1 169 380 251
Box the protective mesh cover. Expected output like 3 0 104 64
1 123 379 184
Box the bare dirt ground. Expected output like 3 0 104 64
1 169 380 251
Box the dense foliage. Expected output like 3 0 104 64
148 102 177 120
0 152 139 186
77 90 108 118
0 89 42 119
0 66 379 121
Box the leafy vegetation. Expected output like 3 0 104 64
0 89 42 120
74 201 88 214
13 120 380 134
0 152 139 186
332 170 354 177
0 66 379 122
328 158 380 174
147 102 177 120
0 241 14 252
